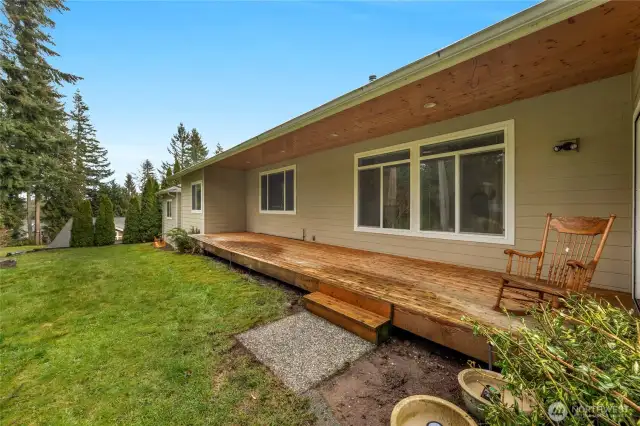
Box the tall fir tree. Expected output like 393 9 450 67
157 161 172 188
94 195 115 246
124 173 137 198
173 158 181 175
70 199 93 247
214 143 224 155
187 128 208 165
164 167 173 188
168 123 190 168
0 0 81 242
137 159 155 189
69 89 113 204
122 196 141 244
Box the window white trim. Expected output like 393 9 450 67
353 120 515 245
259 165 297 215
191 179 203 214
166 200 173 219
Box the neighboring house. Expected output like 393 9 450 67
48 217 126 248
114 217 125 241
158 186 182 237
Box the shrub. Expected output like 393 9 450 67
467 295 640 425
70 200 94 247
122 196 141 244
94 195 115 246
166 227 200 254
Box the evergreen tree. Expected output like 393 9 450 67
187 128 208 165
215 143 224 155
157 161 172 188
164 167 173 188
168 123 190 168
70 199 93 247
122 196 141 244
69 90 113 198
95 180 127 217
173 158 181 175
0 0 81 242
94 195 115 246
137 159 155 189
124 173 137 198
139 177 161 242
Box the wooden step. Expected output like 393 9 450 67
303 292 391 344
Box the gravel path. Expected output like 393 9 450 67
237 311 374 393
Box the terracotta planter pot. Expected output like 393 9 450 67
457 368 534 421
390 395 477 426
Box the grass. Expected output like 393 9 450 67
0 245 45 257
0 244 313 425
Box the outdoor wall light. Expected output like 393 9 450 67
423 102 437 109
553 138 579 153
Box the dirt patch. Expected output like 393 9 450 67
318 331 473 426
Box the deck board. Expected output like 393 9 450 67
192 232 631 359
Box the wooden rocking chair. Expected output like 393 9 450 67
493 213 615 313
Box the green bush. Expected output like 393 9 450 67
94 195 115 246
122 196 141 244
166 227 200 254
70 200 94 247
467 295 640 425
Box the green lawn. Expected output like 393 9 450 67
0 244 313 425
0 245 45 257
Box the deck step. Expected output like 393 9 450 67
303 292 391 344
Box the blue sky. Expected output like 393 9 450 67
51 1 537 183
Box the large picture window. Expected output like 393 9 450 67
259 165 296 214
354 120 514 244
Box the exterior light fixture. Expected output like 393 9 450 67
553 138 579 152
330 133 339 137
423 102 437 109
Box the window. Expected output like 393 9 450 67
259 166 296 214
356 150 410 230
191 181 202 212
354 120 514 244
166 200 172 219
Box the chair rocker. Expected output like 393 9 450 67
493 213 615 313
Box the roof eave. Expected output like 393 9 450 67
172 0 605 179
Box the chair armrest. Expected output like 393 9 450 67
566 260 596 271
504 249 543 259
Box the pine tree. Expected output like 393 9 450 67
187 128 208 165
70 199 93 247
94 195 115 246
215 143 224 155
124 173 137 198
168 123 190 168
0 0 81 243
122 196 141 244
173 158 181 175
137 159 155 189
70 90 113 199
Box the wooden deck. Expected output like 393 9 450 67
192 232 631 361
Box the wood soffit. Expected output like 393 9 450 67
217 2 640 170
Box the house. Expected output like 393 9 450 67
48 216 126 248
170 1 640 359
